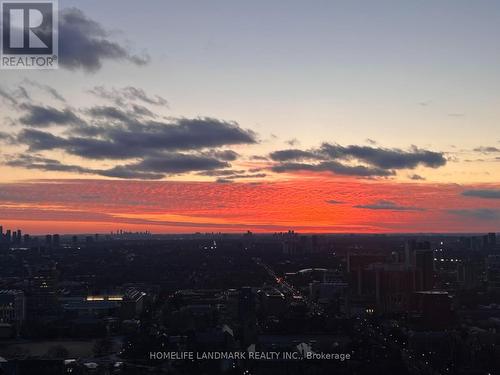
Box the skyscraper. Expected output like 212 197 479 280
405 240 434 291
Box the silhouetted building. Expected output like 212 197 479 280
239 287 256 345
488 232 497 247
0 290 26 326
53 234 60 247
414 291 453 329
368 263 416 313
281 230 298 256
405 240 434 291
487 255 500 291
457 260 482 290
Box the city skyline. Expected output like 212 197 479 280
0 1 499 234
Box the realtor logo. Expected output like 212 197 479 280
1 0 58 69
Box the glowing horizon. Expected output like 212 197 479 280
0 178 498 235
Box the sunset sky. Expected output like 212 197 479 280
0 0 499 234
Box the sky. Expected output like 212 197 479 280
0 0 499 234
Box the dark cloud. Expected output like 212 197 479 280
4 153 217 180
0 131 16 144
0 87 18 106
320 143 446 169
269 143 446 178
97 166 164 180
58 8 149 72
82 101 159 127
21 79 66 102
215 178 234 184
473 146 500 153
199 169 246 177
5 154 92 174
121 86 168 106
325 200 344 204
16 87 31 101
204 150 239 161
248 167 264 173
354 200 425 211
462 189 500 199
19 104 84 127
87 106 134 123
271 161 395 177
250 155 269 161
3 83 251 181
107 117 256 156
18 117 256 160
223 173 267 180
131 104 156 118
19 129 68 150
88 86 167 107
129 153 229 174
286 138 299 146
447 209 500 221
269 149 321 162
408 174 426 181
197 169 266 181
6 86 257 180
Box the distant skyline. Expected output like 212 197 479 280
0 1 499 233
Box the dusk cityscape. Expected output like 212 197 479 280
1 0 500 374
0 226 500 374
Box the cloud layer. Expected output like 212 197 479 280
269 143 446 177
462 189 500 199
354 200 425 211
58 8 149 72
1 83 452 182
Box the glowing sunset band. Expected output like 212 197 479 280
0 178 498 234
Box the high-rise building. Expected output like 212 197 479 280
415 250 434 291
405 240 434 291
281 230 298 256
368 263 416 313
488 233 497 247
53 234 60 247
238 287 257 345
414 291 452 329
28 264 58 315
457 260 482 290
0 290 26 326
487 255 500 291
